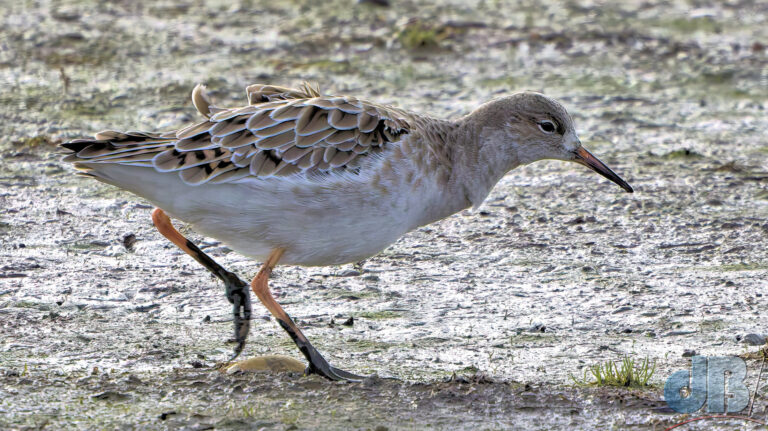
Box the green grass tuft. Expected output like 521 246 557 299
357 310 402 320
571 356 656 388
397 22 448 50
12 135 59 149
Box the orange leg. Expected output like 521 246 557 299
151 208 251 359
251 249 362 381
152 208 361 381
249 249 305 342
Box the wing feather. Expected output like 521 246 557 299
255 120 295 138
328 109 359 130
177 121 211 139
257 130 296 149
295 128 335 148
246 110 279 131
210 118 247 137
62 83 413 186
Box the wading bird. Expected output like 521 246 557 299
62 83 633 381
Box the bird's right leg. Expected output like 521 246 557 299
249 248 364 382
151 208 251 360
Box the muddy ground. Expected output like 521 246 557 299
1 0 767 429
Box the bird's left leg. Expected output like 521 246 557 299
151 208 251 360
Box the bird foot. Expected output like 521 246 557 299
224 279 251 361
274 319 364 382
305 363 365 381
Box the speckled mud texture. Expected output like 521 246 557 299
1 0 767 430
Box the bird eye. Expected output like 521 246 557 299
538 121 556 134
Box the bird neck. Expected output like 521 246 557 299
448 116 520 209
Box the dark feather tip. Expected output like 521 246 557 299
61 139 99 153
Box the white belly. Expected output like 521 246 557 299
87 159 465 266
187 178 417 266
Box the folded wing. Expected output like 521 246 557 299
62 83 412 185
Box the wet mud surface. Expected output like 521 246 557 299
1 0 767 429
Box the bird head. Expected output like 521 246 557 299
475 92 633 193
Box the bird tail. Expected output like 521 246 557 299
61 130 176 176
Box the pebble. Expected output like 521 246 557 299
224 355 305 373
612 306 632 314
92 391 130 401
121 233 137 251
134 304 159 312
742 333 766 346
358 0 390 6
